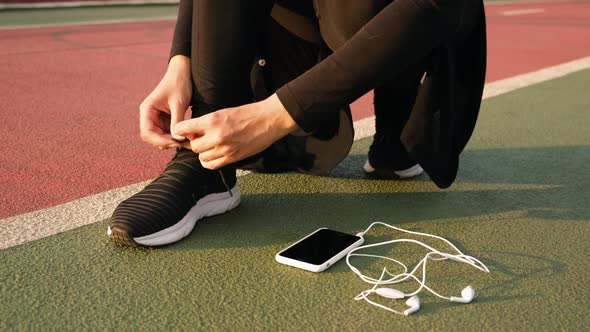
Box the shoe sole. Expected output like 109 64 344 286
107 185 241 247
363 160 424 179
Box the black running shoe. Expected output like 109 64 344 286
364 134 423 179
107 148 240 247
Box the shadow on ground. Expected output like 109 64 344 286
162 144 590 251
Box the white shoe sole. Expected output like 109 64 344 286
107 185 241 246
363 160 424 179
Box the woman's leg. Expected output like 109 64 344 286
190 0 274 117
315 0 425 177
368 63 425 176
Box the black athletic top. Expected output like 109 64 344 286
169 0 487 189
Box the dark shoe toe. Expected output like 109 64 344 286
107 203 143 247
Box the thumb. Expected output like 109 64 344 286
169 100 188 140
173 118 205 139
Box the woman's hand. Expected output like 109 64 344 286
173 94 299 169
139 55 192 149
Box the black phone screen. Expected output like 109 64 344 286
279 229 361 265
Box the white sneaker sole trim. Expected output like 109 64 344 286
107 185 241 246
363 160 424 179
363 160 376 173
395 163 424 178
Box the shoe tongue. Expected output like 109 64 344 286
164 149 206 180
175 147 195 158
172 148 199 163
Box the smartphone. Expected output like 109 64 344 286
275 228 364 272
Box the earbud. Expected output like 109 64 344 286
403 296 420 316
450 286 475 303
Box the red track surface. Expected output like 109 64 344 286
1 1 589 219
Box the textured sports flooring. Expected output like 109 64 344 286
1 1 590 330
2 70 590 330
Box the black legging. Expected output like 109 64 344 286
180 1 273 116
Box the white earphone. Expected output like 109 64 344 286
404 296 421 316
450 286 475 303
346 222 490 316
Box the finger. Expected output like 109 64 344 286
140 113 179 149
173 118 206 139
142 130 182 149
139 100 182 149
169 100 188 141
200 155 230 170
189 135 216 154
198 147 229 165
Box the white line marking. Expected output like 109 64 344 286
0 0 178 10
482 56 590 100
501 8 546 16
353 116 376 141
2 56 590 250
0 16 176 30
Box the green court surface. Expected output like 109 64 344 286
2 70 590 330
0 4 178 27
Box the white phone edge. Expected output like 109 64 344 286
275 228 365 272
